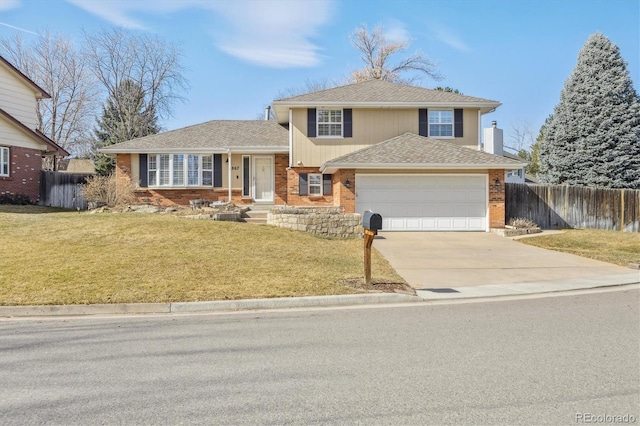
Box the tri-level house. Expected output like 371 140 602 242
0 55 69 203
102 79 525 231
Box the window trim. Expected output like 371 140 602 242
316 108 343 138
242 155 251 197
147 153 214 188
0 146 9 177
428 109 454 139
308 173 322 195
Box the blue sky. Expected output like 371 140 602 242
1 0 638 150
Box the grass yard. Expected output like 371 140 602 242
518 229 640 267
0 205 405 306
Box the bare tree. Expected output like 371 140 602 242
1 31 98 155
83 27 188 124
350 25 442 84
507 120 536 152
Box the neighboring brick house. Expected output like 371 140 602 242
101 80 525 231
0 56 69 203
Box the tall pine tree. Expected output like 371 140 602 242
539 32 640 188
94 79 159 175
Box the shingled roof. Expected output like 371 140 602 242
320 132 526 173
100 120 289 154
272 80 501 122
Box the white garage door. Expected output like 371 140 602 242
356 174 487 231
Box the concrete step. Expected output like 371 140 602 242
242 210 268 219
242 217 268 225
246 204 274 211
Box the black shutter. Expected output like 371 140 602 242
299 173 308 196
343 109 352 138
139 154 148 187
213 154 222 187
454 109 463 137
419 109 428 136
307 108 316 137
322 174 332 195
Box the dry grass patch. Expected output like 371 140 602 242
0 205 404 305
518 229 640 266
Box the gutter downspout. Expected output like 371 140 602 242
227 149 232 203
288 109 293 168
478 110 482 151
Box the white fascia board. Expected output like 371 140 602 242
274 100 502 110
98 148 230 154
99 146 288 154
321 162 527 173
226 146 289 154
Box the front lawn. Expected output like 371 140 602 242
0 205 404 305
517 229 640 267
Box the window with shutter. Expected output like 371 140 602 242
298 173 332 196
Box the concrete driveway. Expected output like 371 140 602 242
373 231 637 290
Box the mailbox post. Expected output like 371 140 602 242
362 211 382 285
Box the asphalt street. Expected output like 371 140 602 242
1 289 638 425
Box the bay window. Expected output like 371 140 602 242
148 154 214 187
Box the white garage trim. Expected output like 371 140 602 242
355 173 489 232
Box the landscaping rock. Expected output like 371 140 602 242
213 212 239 221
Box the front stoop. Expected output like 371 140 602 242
241 206 272 225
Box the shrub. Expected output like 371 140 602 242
0 193 33 205
508 217 539 229
81 173 137 208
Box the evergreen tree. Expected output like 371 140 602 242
94 79 159 174
539 32 640 188
435 86 463 95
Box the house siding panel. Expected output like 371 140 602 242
292 108 419 166
291 107 481 166
0 65 40 130
0 115 48 151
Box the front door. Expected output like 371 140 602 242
253 156 274 202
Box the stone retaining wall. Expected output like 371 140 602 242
268 206 363 238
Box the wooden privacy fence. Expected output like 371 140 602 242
40 171 91 210
506 183 640 232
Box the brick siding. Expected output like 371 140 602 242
488 169 506 228
286 167 334 207
116 153 289 206
0 145 43 203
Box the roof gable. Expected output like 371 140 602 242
0 108 69 156
272 80 500 122
321 132 526 172
0 55 51 100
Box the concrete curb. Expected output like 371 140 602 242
0 293 420 318
2 273 638 318
415 273 640 300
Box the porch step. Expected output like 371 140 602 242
241 208 269 225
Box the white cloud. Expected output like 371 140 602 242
430 23 471 52
0 0 20 11
66 0 333 68
208 0 332 68
66 0 149 29
384 20 411 45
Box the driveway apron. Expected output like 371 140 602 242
373 232 637 289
